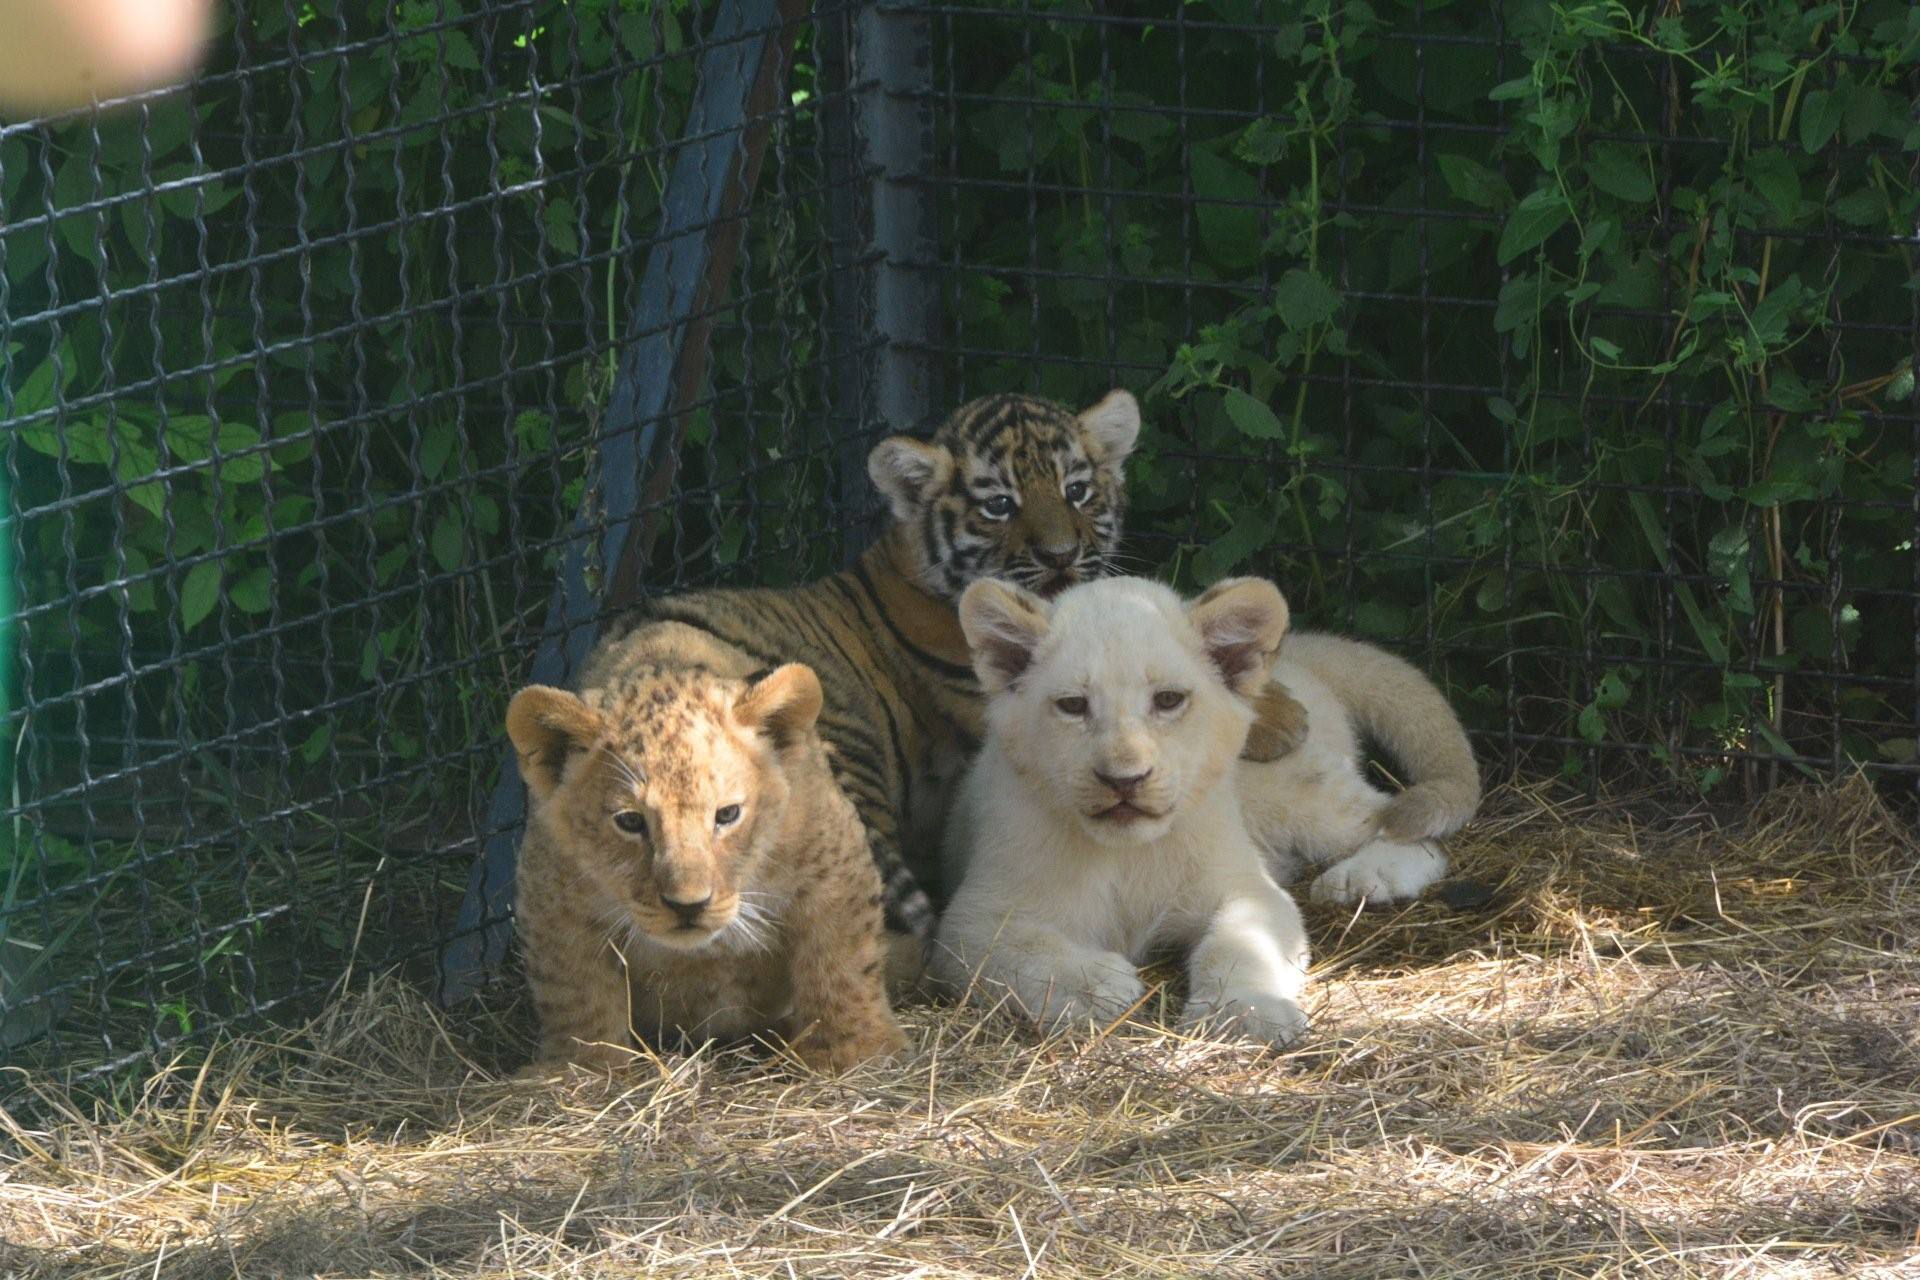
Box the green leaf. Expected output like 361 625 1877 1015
1192 512 1271 583
1577 703 1606 744
1272 268 1340 330
164 417 267 485
1832 188 1883 227
1352 600 1409 640
1589 336 1622 361
1746 149 1799 218
543 197 580 257
419 420 457 480
181 561 221 631
229 566 273 614
1798 87 1843 153
431 510 465 573
1221 388 1286 440
300 723 333 765
13 338 76 421
1436 153 1512 210
1497 189 1572 264
1586 143 1653 203
1708 526 1753 614
1189 147 1262 270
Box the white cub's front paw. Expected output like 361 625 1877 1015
1310 839 1445 907
1020 959 1146 1029
1182 989 1309 1047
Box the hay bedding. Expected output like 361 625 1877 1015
3 779 1917 1278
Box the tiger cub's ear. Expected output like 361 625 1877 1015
733 663 824 752
507 686 606 801
1077 389 1141 466
867 437 955 522
1240 679 1311 762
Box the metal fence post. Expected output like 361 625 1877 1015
437 0 805 1005
858 2 939 439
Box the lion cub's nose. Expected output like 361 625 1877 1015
661 892 713 926
1094 768 1152 798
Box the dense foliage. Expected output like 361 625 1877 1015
935 0 1920 787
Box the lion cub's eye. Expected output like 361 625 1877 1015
1152 690 1189 713
979 494 1016 519
1064 480 1091 505
612 810 647 835
1053 695 1089 717
714 803 743 828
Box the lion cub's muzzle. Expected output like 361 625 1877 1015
632 857 736 946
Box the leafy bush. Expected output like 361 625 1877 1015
932 0 1920 788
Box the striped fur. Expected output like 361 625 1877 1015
604 391 1143 942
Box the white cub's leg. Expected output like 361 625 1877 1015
933 920 1145 1030
1181 879 1311 1047
1311 838 1447 907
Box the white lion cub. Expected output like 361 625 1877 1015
933 575 1312 1045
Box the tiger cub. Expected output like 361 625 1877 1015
507 628 906 1074
607 390 1306 967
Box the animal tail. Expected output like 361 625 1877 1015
1283 632 1481 842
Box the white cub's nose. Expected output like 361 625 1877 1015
1094 768 1152 798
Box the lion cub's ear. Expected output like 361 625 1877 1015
734 663 824 751
1241 679 1311 762
866 436 955 522
1187 577 1290 698
958 578 1052 693
506 686 606 802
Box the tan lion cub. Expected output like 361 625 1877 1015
507 648 906 1074
934 575 1312 1046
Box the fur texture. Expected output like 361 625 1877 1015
1241 632 1482 907
605 391 1146 949
508 638 905 1075
932 576 1313 1047
603 389 1307 970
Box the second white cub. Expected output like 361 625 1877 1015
933 575 1311 1046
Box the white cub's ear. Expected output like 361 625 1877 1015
734 663 824 752
507 686 606 802
1077 389 1141 466
866 436 954 522
1187 577 1291 697
959 578 1053 693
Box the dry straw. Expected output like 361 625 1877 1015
3 777 1917 1278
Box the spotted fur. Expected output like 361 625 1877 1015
508 646 905 1074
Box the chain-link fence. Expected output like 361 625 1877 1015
1 0 891 1083
4 0 1917 1086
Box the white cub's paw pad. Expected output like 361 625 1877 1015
1182 990 1309 1047
1027 965 1146 1028
1310 840 1444 907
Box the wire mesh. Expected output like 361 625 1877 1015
1 0 877 1084
4 0 1918 1087
905 0 1920 794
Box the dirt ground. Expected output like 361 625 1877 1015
3 778 1917 1278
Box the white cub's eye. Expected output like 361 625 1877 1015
1064 480 1091 505
612 810 647 835
1054 695 1089 716
714 803 743 827
980 494 1016 519
1152 690 1188 712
